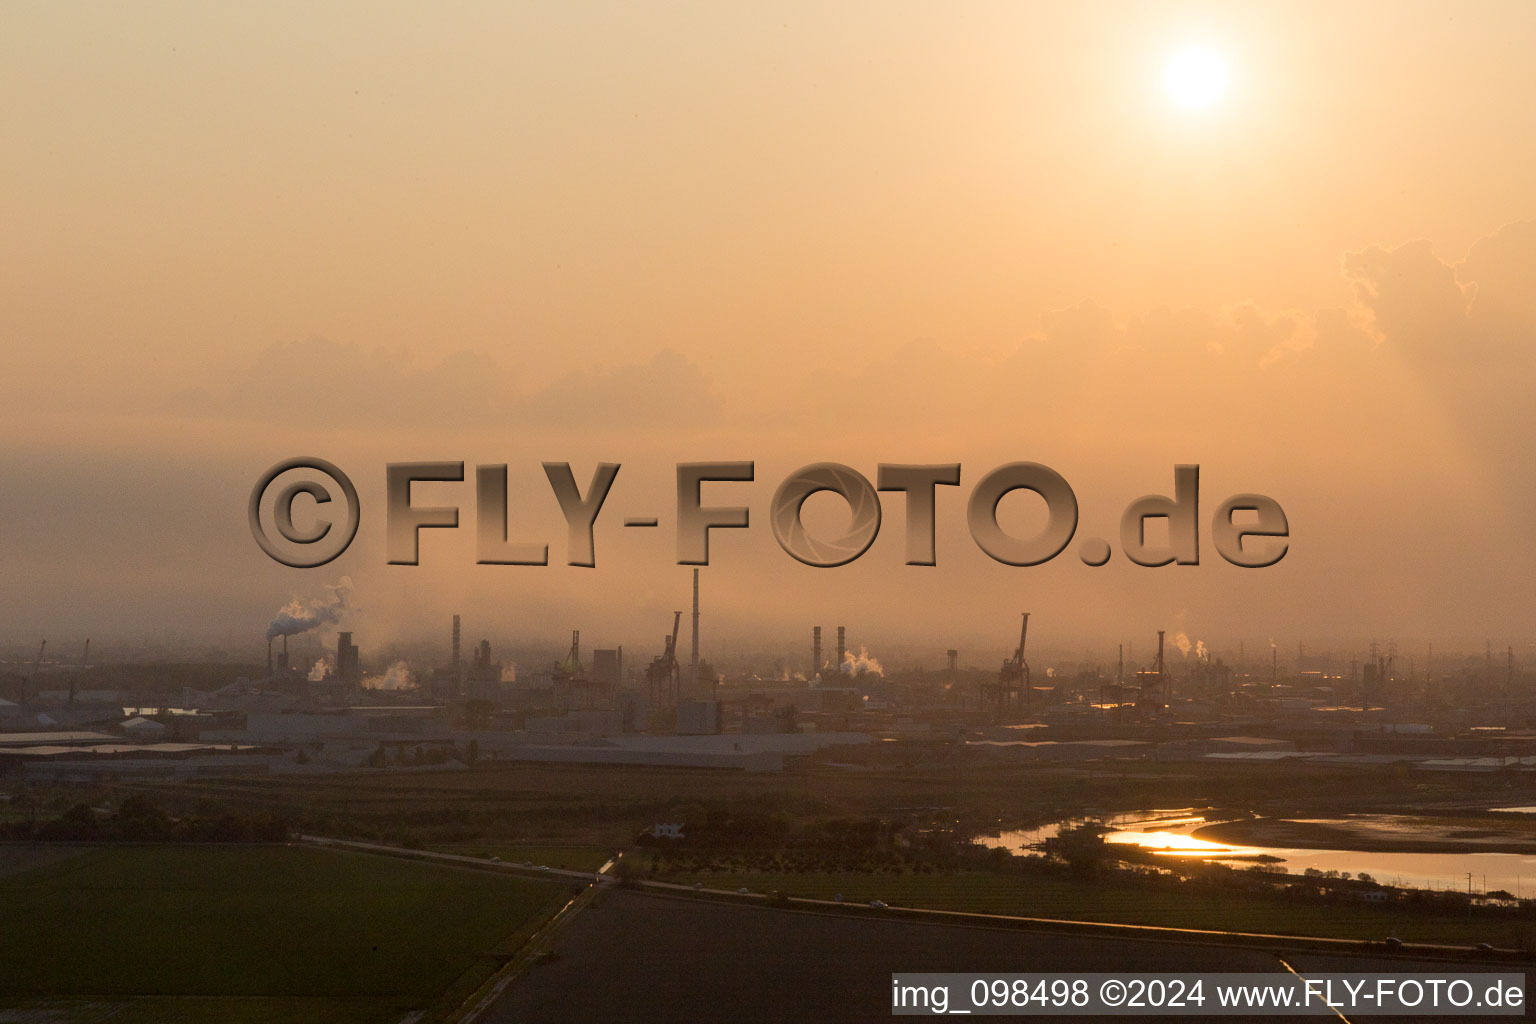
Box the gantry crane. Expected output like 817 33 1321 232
646 611 682 707
982 613 1029 720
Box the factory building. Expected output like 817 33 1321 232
337 632 361 686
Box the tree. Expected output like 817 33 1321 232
45 803 101 841
1045 821 1113 878
116 796 171 840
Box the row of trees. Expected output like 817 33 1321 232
362 740 480 768
0 795 290 843
638 812 982 874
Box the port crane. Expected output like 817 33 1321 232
646 611 682 707
982 613 1029 721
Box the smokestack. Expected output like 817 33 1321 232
281 634 289 673
812 626 822 681
1020 612 1030 713
267 636 273 677
451 614 461 670
946 649 958 672
690 568 700 692
836 626 846 675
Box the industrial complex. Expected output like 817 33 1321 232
2 571 1531 787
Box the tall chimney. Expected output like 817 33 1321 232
267 636 273 677
812 626 822 682
690 568 700 692
836 626 846 676
451 614 461 670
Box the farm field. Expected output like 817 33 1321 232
0 844 576 1024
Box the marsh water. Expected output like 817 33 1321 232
978 809 1536 896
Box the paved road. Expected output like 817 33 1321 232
298 833 616 884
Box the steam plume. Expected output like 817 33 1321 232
266 577 353 640
841 645 883 677
365 660 415 691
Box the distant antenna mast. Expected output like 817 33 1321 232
1157 629 1168 704
690 568 700 694
27 639 46 702
72 638 88 707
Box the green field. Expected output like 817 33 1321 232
0 844 576 1023
658 865 1536 950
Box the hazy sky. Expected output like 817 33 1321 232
4 2 1535 669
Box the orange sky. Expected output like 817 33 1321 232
3 2 1535 668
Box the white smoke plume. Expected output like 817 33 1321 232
308 657 331 682
1171 632 1193 658
1194 640 1209 661
267 577 354 640
841 645 883 677
365 660 415 691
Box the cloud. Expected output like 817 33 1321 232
168 342 722 434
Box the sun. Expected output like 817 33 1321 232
1165 46 1228 109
